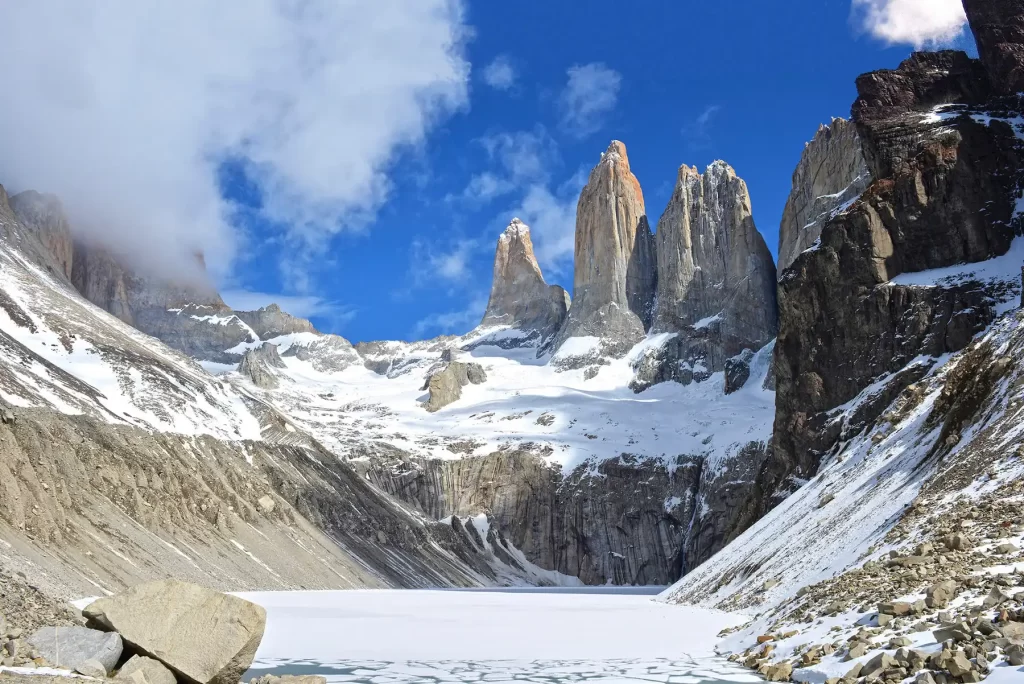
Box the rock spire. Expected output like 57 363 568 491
480 218 569 339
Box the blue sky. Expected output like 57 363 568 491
2 1 975 343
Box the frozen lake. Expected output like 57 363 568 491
238 588 760 684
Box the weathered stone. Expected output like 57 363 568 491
945 651 974 677
76 658 109 678
927 580 958 609
765 660 793 682
995 542 1019 554
83 580 266 684
962 0 1024 94
983 586 1011 608
481 219 569 342
424 362 488 412
725 350 755 395
778 118 871 273
879 601 912 616
28 626 122 674
115 655 178 684
238 343 287 390
552 141 656 361
847 642 869 660
861 653 898 679
647 161 777 387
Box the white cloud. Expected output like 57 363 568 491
682 105 722 149
411 293 489 339
559 63 622 138
507 169 587 278
0 1 469 285
852 0 967 48
482 55 517 90
409 238 482 286
219 289 351 320
456 127 558 203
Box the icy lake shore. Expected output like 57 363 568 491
237 588 760 684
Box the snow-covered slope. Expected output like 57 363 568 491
212 324 775 476
0 207 263 441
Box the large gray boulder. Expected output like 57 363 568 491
115 655 178 684
83 580 266 684
424 361 487 412
551 141 657 362
480 219 569 343
28 625 123 675
777 118 870 274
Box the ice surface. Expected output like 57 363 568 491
238 589 759 684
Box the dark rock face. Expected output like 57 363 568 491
552 141 657 361
766 46 1024 508
962 0 1024 94
361 450 703 584
480 219 569 341
360 439 774 584
724 349 755 395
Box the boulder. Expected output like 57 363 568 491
83 580 266 684
926 580 958 609
878 601 912 616
765 661 793 682
28 626 123 674
115 655 178 684
424 362 487 412
76 658 110 678
861 652 897 679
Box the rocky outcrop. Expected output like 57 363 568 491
360 439 774 585
632 162 776 391
84 580 266 684
238 343 287 389
424 361 487 412
552 141 657 361
235 304 317 341
777 119 871 273
8 192 74 280
962 0 1024 94
766 45 1024 510
480 219 569 341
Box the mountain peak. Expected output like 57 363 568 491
481 220 568 338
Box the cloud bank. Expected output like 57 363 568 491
852 0 968 48
0 1 469 283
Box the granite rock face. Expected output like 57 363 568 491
765 45 1024 511
777 119 871 273
480 219 569 341
424 361 488 412
238 343 287 389
962 0 1024 94
9 191 75 280
633 162 777 391
552 141 657 361
361 450 702 584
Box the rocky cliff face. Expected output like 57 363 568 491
9 191 75 280
552 141 657 361
764 46 1024 511
777 119 871 273
963 0 1024 95
480 219 569 342
360 433 773 585
632 162 777 392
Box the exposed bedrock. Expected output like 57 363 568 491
764 45 1024 511
777 118 871 274
359 440 772 585
480 219 569 342
631 161 777 391
552 141 657 361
